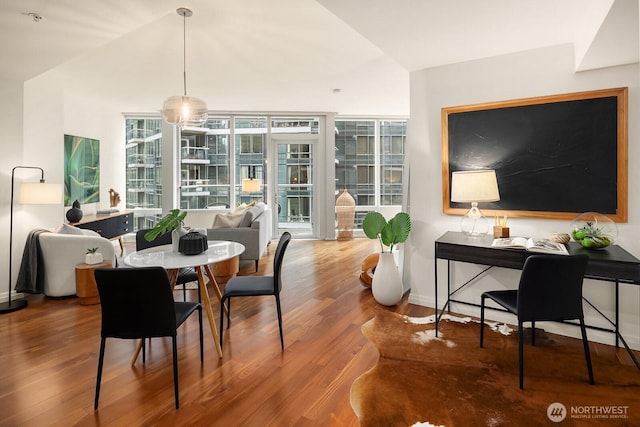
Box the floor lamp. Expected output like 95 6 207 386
0 166 62 314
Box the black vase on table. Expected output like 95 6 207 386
66 200 83 223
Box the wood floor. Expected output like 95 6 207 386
1 238 637 426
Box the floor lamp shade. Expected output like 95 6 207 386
451 170 500 236
2 166 62 314
19 182 63 205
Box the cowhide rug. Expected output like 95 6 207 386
350 309 640 427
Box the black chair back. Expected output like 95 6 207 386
136 229 172 251
273 232 292 293
95 267 177 339
517 254 589 322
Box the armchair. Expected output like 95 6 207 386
38 229 116 297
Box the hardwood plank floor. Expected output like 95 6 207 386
0 237 637 426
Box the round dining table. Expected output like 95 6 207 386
124 240 245 358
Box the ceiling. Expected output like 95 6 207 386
0 0 637 115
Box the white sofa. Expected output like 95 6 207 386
38 229 116 297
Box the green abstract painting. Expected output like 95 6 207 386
64 134 100 205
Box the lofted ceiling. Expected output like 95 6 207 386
0 0 637 115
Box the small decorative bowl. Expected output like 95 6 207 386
570 212 617 249
549 232 570 244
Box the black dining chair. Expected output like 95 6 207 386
220 232 291 351
480 254 594 389
136 229 199 301
93 267 203 410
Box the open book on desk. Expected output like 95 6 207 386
491 237 569 255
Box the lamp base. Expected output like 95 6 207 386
0 298 28 314
460 203 489 237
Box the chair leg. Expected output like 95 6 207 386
580 318 595 385
531 321 536 346
219 298 225 350
198 306 204 363
142 338 146 364
226 298 231 327
518 320 524 389
275 294 284 350
480 295 486 348
172 336 179 409
183 284 186 301
255 260 259 272
94 338 106 410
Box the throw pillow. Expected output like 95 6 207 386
233 201 256 214
238 202 266 227
54 223 85 235
212 211 246 228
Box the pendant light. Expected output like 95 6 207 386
162 7 208 128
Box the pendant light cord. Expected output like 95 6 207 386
183 11 187 96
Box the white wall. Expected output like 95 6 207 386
0 78 26 302
406 43 640 349
0 72 126 301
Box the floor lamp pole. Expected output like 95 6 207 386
0 166 44 314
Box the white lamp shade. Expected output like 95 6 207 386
18 182 63 205
242 179 262 193
451 170 500 203
162 95 208 127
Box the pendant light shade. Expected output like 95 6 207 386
162 7 208 128
162 95 208 128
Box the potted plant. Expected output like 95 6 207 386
85 247 103 265
362 211 411 306
144 209 188 252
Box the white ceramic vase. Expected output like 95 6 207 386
372 252 403 306
85 252 103 265
172 226 187 252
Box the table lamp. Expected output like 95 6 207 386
1 166 62 314
450 170 500 237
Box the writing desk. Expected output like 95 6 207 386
434 231 640 369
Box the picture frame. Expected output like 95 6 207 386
64 134 100 205
442 87 628 222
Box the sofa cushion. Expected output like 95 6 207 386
212 211 246 228
239 202 266 227
55 223 84 235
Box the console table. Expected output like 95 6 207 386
70 211 133 254
434 231 640 369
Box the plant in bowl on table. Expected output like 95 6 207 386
85 247 103 265
362 211 411 306
570 212 617 249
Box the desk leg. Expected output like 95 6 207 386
196 266 223 358
615 281 620 348
434 253 439 337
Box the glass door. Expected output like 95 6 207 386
273 136 317 238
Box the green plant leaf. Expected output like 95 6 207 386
362 211 411 252
144 209 188 241
389 212 411 244
362 212 387 239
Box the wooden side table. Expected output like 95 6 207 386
75 261 113 305
212 255 240 284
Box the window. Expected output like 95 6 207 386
124 118 163 230
235 117 267 205
180 118 231 209
335 119 407 227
